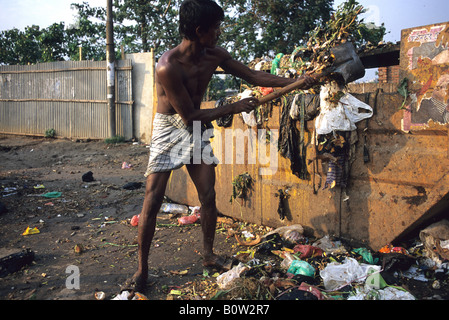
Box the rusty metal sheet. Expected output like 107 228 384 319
165 88 449 250
164 22 449 250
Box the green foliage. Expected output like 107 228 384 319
397 77 410 110
220 0 333 62
104 135 125 144
44 128 56 138
230 172 255 203
0 0 386 68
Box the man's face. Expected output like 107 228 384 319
198 21 222 48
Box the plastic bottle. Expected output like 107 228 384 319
159 203 189 214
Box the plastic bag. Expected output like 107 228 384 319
280 252 295 270
178 214 199 225
289 93 301 119
348 286 415 300
353 247 378 264
315 83 373 135
293 244 324 258
130 214 140 227
216 263 249 289
419 219 449 263
262 224 304 241
312 235 347 255
287 260 315 277
319 257 380 291
239 89 258 127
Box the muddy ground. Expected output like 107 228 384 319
0 134 239 300
0 134 448 301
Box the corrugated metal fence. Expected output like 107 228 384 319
0 60 133 140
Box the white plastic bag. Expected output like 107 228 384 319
348 286 415 300
312 235 347 255
289 93 301 120
315 83 373 135
216 263 249 289
319 257 380 291
239 89 258 127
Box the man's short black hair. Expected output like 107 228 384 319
179 0 224 40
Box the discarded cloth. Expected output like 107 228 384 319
145 113 218 176
279 96 309 180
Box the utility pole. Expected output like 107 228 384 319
106 0 116 138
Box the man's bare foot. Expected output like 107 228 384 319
202 254 235 272
122 271 147 293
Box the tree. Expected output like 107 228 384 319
40 23 67 62
67 2 108 61
0 0 386 68
220 0 334 62
0 25 49 65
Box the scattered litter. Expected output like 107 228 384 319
319 257 381 291
348 286 415 300
160 202 189 215
293 244 323 259
82 171 95 182
74 244 84 254
112 290 148 300
178 214 199 225
94 291 106 300
41 192 62 198
121 162 132 169
287 260 315 277
33 184 45 189
0 249 35 278
22 226 40 236
130 214 140 227
122 182 143 190
312 235 347 255
216 263 249 289
419 219 449 265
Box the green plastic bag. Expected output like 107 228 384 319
42 191 62 198
271 53 284 75
287 260 315 277
353 247 379 265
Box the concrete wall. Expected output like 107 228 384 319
125 51 155 143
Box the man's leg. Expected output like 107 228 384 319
186 163 230 269
131 171 171 290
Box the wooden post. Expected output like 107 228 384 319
106 0 116 138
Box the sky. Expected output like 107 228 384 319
1 0 448 41
1 0 448 80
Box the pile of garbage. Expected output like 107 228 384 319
167 218 449 301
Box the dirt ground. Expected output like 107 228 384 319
0 134 238 300
1 134 448 301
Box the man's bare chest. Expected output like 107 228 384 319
181 62 218 95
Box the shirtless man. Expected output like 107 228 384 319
127 0 316 293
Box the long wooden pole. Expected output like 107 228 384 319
106 0 116 138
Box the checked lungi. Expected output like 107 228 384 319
144 113 218 177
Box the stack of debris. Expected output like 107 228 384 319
165 219 449 301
